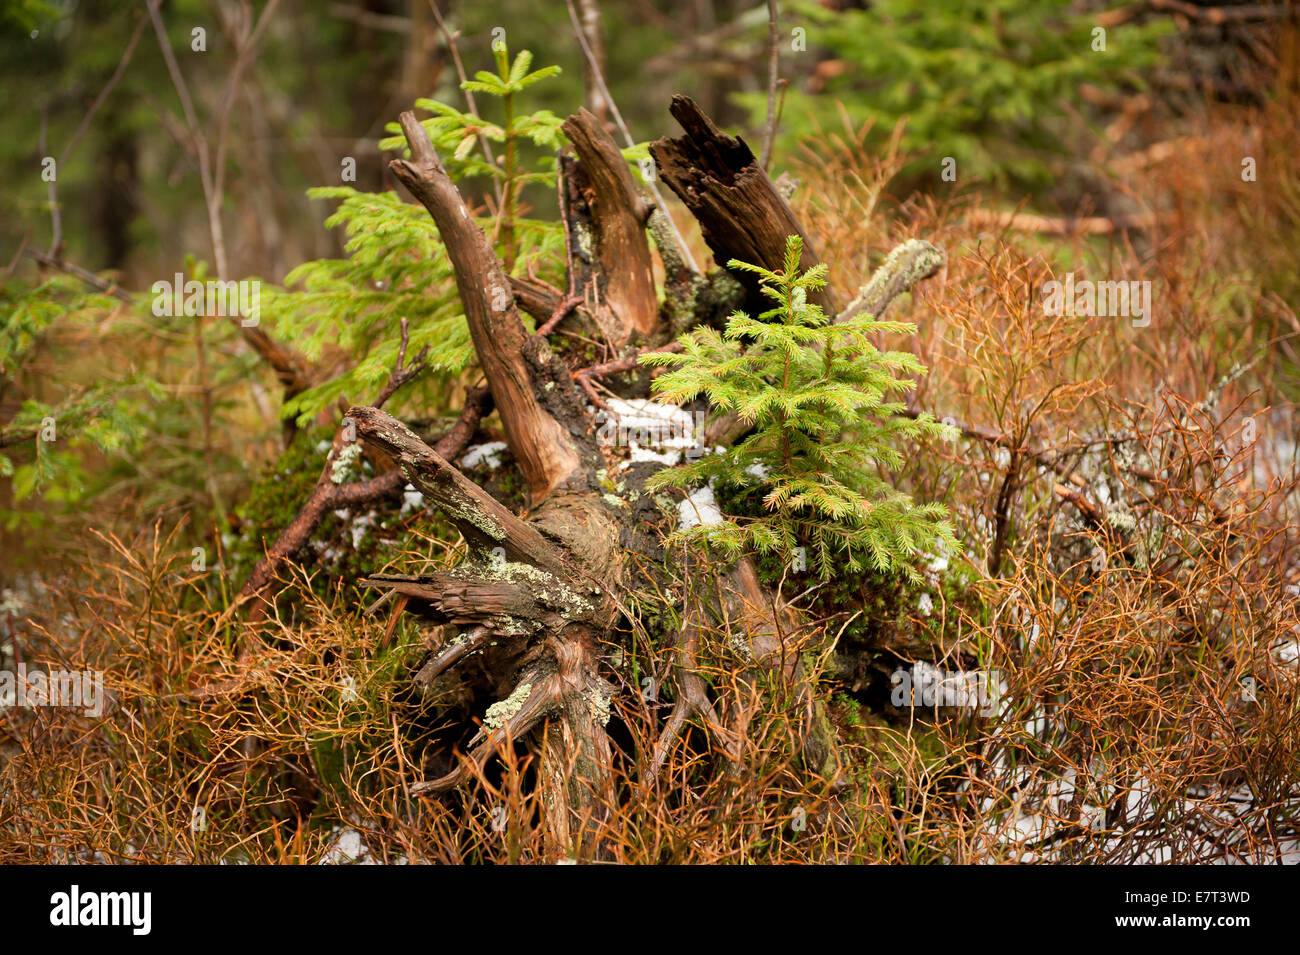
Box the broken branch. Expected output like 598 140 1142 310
389 111 583 500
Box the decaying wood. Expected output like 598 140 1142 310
650 94 841 315
347 405 571 575
244 94 935 855
561 108 659 343
347 398 621 833
507 274 562 324
389 111 584 502
965 208 1159 236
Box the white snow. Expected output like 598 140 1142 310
400 484 424 515
677 485 723 530
349 512 374 549
1272 637 1300 667
460 441 507 470
319 827 373 865
599 398 701 465
603 398 695 444
626 447 681 467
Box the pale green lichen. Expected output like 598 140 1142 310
483 560 594 615
330 443 363 484
843 239 944 319
729 631 756 664
490 614 533 637
484 682 533 731
589 689 612 727
403 462 505 541
575 222 594 261
1105 506 1137 534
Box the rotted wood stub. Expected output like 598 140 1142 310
347 405 570 575
561 108 659 342
649 94 841 316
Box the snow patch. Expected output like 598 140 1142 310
627 447 681 467
349 512 374 549
1273 637 1299 667
599 398 701 465
400 484 424 516
678 485 724 530
461 441 507 470
319 827 373 865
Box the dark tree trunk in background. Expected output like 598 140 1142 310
95 110 138 271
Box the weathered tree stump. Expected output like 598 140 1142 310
247 96 945 857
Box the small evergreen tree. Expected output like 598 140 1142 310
265 46 569 430
642 235 956 580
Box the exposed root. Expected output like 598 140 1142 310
413 671 562 795
649 602 737 776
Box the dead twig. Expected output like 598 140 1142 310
238 382 491 620
372 318 430 410
571 342 683 409
758 0 780 172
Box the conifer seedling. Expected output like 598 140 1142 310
642 235 956 579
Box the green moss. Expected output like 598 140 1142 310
228 424 456 605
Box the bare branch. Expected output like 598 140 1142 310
372 318 430 409
22 248 132 302
966 208 1159 235
238 386 492 616
62 14 148 172
534 293 585 338
574 0 612 122
389 111 584 499
759 0 780 172
425 0 500 205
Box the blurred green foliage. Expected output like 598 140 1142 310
739 0 1170 190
